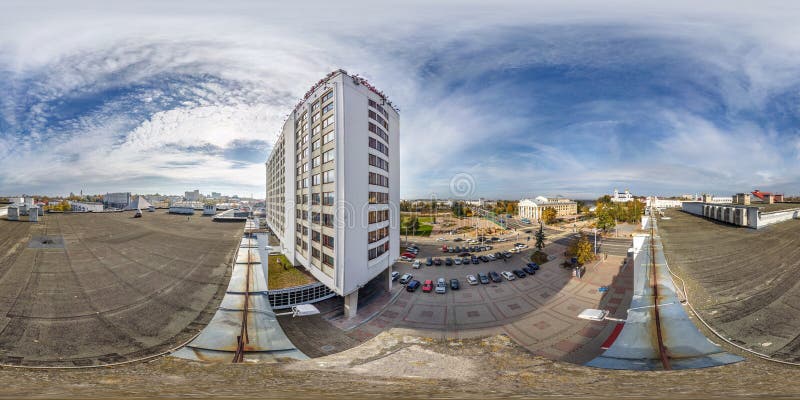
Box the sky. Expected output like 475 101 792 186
1 1 800 199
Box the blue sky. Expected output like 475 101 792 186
1 1 800 199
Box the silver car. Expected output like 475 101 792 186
435 278 447 294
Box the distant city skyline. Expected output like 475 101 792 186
2 1 800 198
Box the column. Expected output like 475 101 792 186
383 265 393 292
344 291 359 319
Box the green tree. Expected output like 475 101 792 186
596 205 616 232
542 207 557 224
505 203 514 215
535 223 546 251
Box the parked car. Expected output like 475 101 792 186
471 256 480 264
527 262 540 270
434 258 443 266
454 257 462 265
462 257 471 265
522 266 536 275
480 255 490 262
513 269 526 278
501 271 516 281
445 258 453 266
478 272 490 284
401 252 416 259
441 245 449 252
422 279 434 293
448 247 456 253
435 278 447 294
453 237 463 242
450 279 460 290
489 271 503 283
391 271 400 281
412 260 421 269
426 257 433 266
466 275 479 285
399 273 413 284
406 280 421 292
487 254 496 261
436 237 446 242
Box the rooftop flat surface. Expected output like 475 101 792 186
659 209 800 362
0 212 242 366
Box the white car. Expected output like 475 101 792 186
501 271 516 281
509 248 520 254
454 258 462 265
435 278 447 294
412 260 421 269
466 275 478 285
391 271 400 281
399 273 413 285
436 237 447 242
487 254 496 261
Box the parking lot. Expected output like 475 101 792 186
364 235 635 364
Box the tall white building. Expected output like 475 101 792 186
265 70 400 318
611 189 633 202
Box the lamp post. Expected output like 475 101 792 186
593 227 597 255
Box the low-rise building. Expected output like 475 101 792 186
69 201 104 212
518 196 578 220
104 192 131 209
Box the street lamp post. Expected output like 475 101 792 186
593 228 597 255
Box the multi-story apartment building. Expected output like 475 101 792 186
265 70 400 318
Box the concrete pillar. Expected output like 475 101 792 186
384 266 393 292
344 291 358 319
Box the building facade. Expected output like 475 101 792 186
610 189 634 203
265 70 400 318
518 196 578 220
104 192 131 209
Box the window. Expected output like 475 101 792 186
322 116 334 128
312 230 321 242
322 90 333 102
312 212 321 224
368 122 389 143
312 248 320 259
323 192 334 206
323 170 335 183
368 226 389 243
302 134 308 144
302 194 308 204
311 174 320 186
311 193 320 205
312 139 321 151
368 137 389 156
323 131 334 144
323 234 334 249
322 213 334 227
312 156 320 168
369 154 389 171
369 172 389 187
312 125 321 135
369 210 390 224
369 191 389 204
302 163 309 173
323 254 334 267
368 241 390 260
302 178 308 188
323 149 334 163
322 103 334 114
311 113 320 123
311 102 319 111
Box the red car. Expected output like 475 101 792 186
422 279 434 293
441 245 448 252
401 252 416 259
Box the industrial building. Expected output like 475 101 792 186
185 190 202 202
104 192 131 209
69 201 104 212
265 70 400 318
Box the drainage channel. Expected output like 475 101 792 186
586 210 743 370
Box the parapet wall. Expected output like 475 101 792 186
682 201 800 229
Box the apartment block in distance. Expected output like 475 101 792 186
265 70 400 318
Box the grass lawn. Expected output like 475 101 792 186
267 254 315 289
400 217 433 237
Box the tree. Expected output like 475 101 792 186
595 205 616 232
505 203 514 215
535 223 546 251
409 216 420 234
575 234 594 265
541 207 557 224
